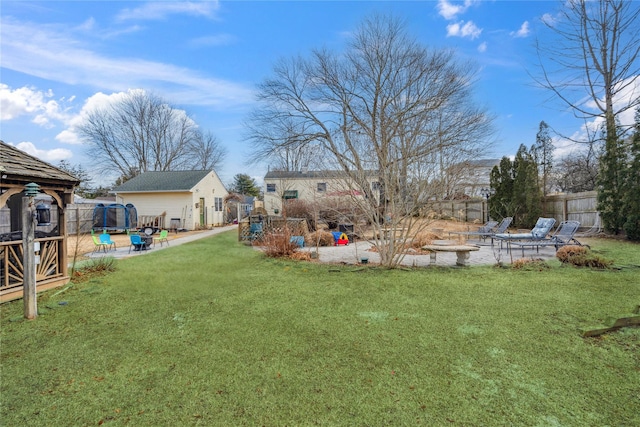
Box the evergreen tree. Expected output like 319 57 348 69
489 157 515 221
622 108 640 241
597 121 627 234
512 145 542 228
231 174 260 197
531 121 554 196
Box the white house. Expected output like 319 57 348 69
449 159 501 198
263 170 380 215
112 170 228 230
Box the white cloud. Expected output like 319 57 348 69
437 0 478 20
0 84 72 127
478 42 488 53
189 33 236 48
446 21 482 40
541 13 557 27
56 89 197 146
116 0 220 22
0 17 254 108
12 141 73 163
511 21 530 38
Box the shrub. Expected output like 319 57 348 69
410 231 443 249
289 251 312 261
306 230 335 247
284 199 316 230
71 257 117 282
512 258 550 270
556 245 613 269
261 231 299 258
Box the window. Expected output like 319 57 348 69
266 183 276 193
214 197 223 212
317 182 327 192
283 190 298 200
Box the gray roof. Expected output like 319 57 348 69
0 140 80 187
265 170 378 179
461 159 501 168
112 170 213 193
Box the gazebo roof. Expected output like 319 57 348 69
0 141 79 188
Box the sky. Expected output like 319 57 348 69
1 0 638 188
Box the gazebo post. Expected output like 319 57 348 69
22 185 38 319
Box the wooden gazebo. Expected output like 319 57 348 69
1 141 79 302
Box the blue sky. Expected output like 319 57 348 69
1 0 637 187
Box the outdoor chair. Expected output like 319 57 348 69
449 217 514 244
129 234 145 253
249 223 264 241
99 232 116 251
492 217 557 250
92 235 109 253
155 230 169 247
449 217 513 244
508 220 583 257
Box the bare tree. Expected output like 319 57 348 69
190 130 227 171
553 148 600 193
79 89 225 176
536 0 640 138
246 14 494 267
536 0 640 233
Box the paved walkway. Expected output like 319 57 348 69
83 225 237 260
84 226 558 267
299 240 559 267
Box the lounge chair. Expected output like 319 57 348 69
508 220 583 257
492 217 556 249
449 217 513 244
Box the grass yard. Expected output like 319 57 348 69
1 231 639 426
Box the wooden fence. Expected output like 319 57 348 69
430 190 599 228
1 191 602 237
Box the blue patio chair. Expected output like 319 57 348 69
492 217 556 251
129 234 145 253
92 235 109 253
99 232 116 251
249 223 264 241
449 217 513 244
508 220 583 257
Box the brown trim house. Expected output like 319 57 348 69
1 141 79 302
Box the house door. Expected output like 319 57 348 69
199 198 205 226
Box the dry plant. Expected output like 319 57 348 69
512 258 550 270
306 230 335 247
260 230 299 258
556 245 612 269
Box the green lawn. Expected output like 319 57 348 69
2 232 639 426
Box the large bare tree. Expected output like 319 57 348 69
536 0 640 138
536 1 640 232
79 89 226 178
246 14 494 267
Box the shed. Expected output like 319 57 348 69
1 141 79 302
111 170 228 230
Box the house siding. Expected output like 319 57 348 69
115 171 228 229
263 172 378 215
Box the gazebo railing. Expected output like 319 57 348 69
1 236 64 293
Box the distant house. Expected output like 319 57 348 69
112 170 228 230
449 159 501 198
263 170 379 215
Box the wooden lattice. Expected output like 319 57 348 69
1 237 63 292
